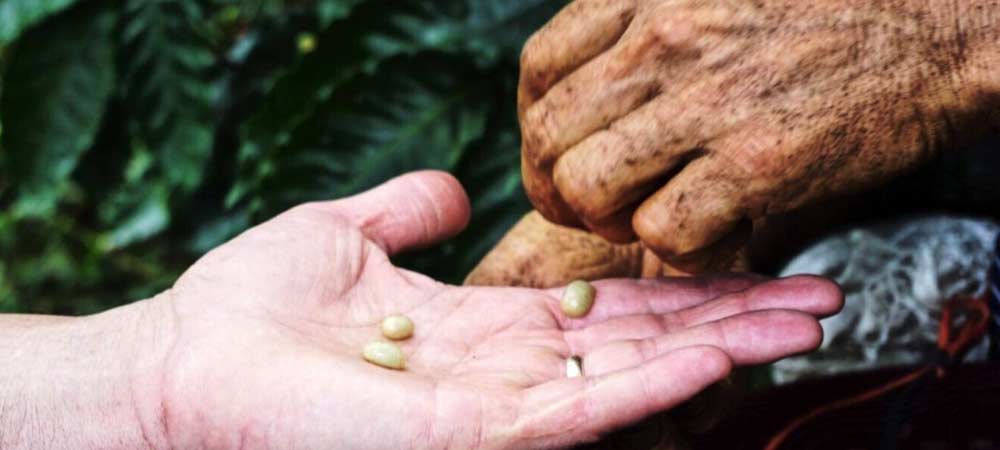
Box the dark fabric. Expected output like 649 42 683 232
692 363 1000 450
989 233 1000 360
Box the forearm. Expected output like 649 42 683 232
0 299 172 450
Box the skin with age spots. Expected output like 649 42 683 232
466 211 645 288
519 0 1000 271
465 211 746 289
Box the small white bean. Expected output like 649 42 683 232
363 341 406 370
561 279 596 318
380 314 415 340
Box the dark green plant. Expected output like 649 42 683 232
0 0 564 315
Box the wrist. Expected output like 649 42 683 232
0 295 176 450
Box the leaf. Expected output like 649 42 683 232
98 182 170 250
249 52 531 283
1 0 562 315
255 53 493 215
316 0 366 28
231 0 557 209
0 2 115 217
461 0 565 64
236 0 456 176
119 0 217 192
0 0 78 44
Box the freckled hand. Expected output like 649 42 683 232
153 171 841 450
520 0 1000 271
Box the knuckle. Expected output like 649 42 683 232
556 132 634 217
718 129 782 177
521 105 556 166
518 33 556 106
552 154 586 202
520 32 545 71
633 207 697 258
645 7 698 50
521 170 575 227
632 209 664 248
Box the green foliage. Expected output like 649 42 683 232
0 0 564 314
0 0 79 44
2 2 115 217
119 0 217 192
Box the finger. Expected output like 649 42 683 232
583 310 823 377
521 4 715 173
633 154 750 262
660 220 753 275
522 158 584 228
464 211 644 288
321 170 471 255
519 17 688 230
520 47 664 230
551 97 715 225
517 346 731 448
520 35 666 173
580 206 638 244
564 275 843 353
544 273 768 330
518 0 637 114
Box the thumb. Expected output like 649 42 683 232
327 170 471 255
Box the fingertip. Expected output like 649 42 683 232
806 314 825 351
756 310 825 356
632 203 729 261
582 211 638 244
632 204 678 256
769 275 845 317
631 156 750 272
408 170 472 235
523 159 584 228
632 201 709 261
794 275 845 315
680 345 733 381
772 310 824 356
326 170 471 255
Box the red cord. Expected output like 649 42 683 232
763 296 990 450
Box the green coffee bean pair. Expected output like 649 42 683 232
363 314 415 370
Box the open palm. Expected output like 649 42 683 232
151 171 840 450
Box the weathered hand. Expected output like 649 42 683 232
141 171 840 450
520 0 1000 270
465 211 647 288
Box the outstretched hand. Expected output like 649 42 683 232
141 171 841 450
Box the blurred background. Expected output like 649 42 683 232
4 1 1000 446
0 0 567 315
